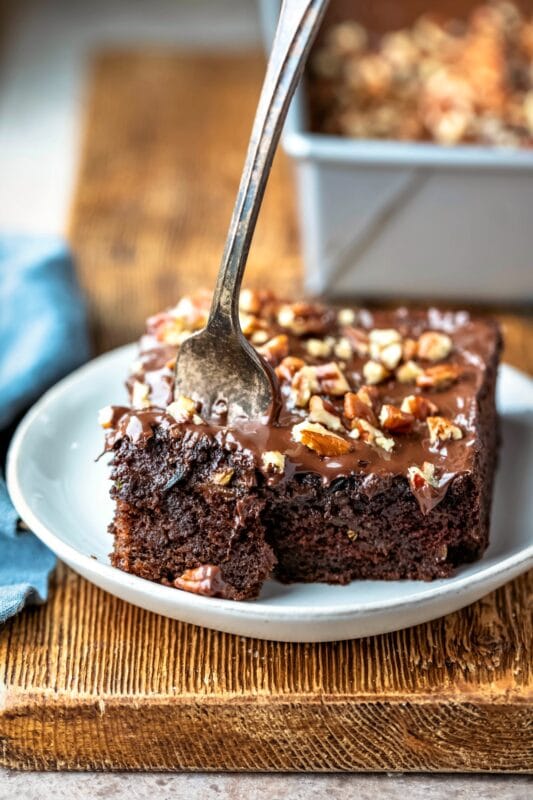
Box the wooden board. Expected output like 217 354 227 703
1 51 532 772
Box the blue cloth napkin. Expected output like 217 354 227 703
0 234 90 622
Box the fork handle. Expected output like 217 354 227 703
207 0 329 332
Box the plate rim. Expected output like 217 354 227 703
6 346 533 622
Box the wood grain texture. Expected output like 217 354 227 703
0 51 532 772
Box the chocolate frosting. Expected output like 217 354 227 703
104 295 500 514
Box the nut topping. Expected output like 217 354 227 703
239 288 262 315
379 404 415 433
167 395 203 425
290 365 320 408
174 564 228 597
400 394 439 420
416 363 461 390
333 337 353 360
257 334 289 365
277 301 330 336
396 360 424 384
349 418 395 452
343 391 377 425
363 359 390 385
275 356 305 382
292 420 352 456
306 337 333 358
132 380 151 409
407 462 438 491
261 450 286 474
380 341 403 370
417 331 453 362
344 326 369 357
98 405 115 429
313 362 351 395
402 338 418 361
337 308 356 326
427 416 463 444
309 395 344 432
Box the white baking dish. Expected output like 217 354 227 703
259 1 533 301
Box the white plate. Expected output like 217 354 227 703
7 345 533 642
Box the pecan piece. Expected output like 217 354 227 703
167 395 203 425
396 360 424 384
349 418 395 452
363 359 390 385
407 462 438 491
275 356 306 382
400 394 439 420
239 288 262 315
309 395 344 432
257 334 289 365
261 450 286 474
427 416 463 444
379 403 415 433
306 337 334 358
292 420 352 456
174 565 228 597
417 331 453 362
417 363 461 390
343 391 377 425
314 361 351 395
132 380 151 409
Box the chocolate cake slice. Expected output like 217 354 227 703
101 290 501 600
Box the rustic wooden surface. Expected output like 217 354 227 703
0 51 532 773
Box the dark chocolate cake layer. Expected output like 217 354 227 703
101 291 501 599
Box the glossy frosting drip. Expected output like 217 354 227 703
102 291 499 514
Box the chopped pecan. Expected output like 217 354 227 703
333 337 353 360
407 462 438 491
427 416 463 444
306 337 333 358
402 337 418 361
290 365 319 408
292 420 352 456
239 312 268 338
337 308 356 326
257 334 289 365
396 360 423 384
400 394 439 420
343 391 377 425
132 380 151 409
251 329 269 345
416 363 461 390
275 356 306 382
357 385 379 409
277 301 330 336
417 331 453 362
380 341 403 370
98 405 115 429
167 395 203 425
349 418 395 452
239 288 262 315
379 403 415 433
314 362 351 395
261 450 286 474
174 564 228 597
309 395 344 432
369 327 402 351
343 326 369 357
363 359 390 385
